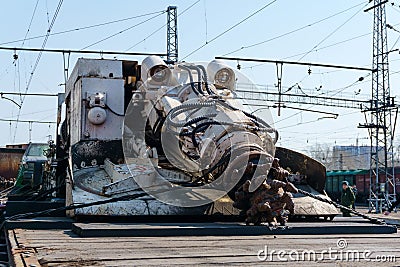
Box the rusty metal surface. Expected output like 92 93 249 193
0 147 24 179
273 147 339 217
233 159 298 226
275 147 327 193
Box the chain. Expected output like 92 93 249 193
297 188 388 225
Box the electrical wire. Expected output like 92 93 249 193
322 73 371 98
280 22 400 74
222 1 366 57
21 0 40 48
282 124 358 135
105 104 124 117
243 71 371 126
0 118 56 124
297 2 368 62
203 0 208 44
251 61 372 125
124 23 165 52
45 0 50 28
80 11 166 50
0 0 40 110
241 5 385 71
273 93 364 125
0 11 166 46
13 0 63 142
181 0 278 60
241 31 373 70
390 2 400 13
282 32 372 61
125 0 201 51
277 118 329 130
29 0 64 87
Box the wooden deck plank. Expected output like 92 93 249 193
39 254 400 267
10 226 400 266
41 260 399 267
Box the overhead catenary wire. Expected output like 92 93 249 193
243 20 400 70
203 0 208 44
4 0 40 111
281 32 372 61
216 57 375 72
125 0 201 51
45 0 50 27
281 122 361 135
20 0 40 48
297 2 368 61
222 1 366 57
272 80 367 125
241 32 373 70
24 0 64 92
227 56 374 125
0 11 165 46
3 108 56 120
21 0 39 46
0 46 166 56
80 11 167 50
0 91 58 97
181 0 279 60
125 23 166 52
1 5 166 141
0 118 56 124
13 0 64 142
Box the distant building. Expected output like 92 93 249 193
331 145 372 171
309 144 390 171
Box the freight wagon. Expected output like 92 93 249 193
0 144 28 191
0 144 28 179
325 168 400 203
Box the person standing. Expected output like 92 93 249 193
340 181 355 217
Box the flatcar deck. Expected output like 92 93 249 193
6 216 400 266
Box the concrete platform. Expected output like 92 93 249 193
71 217 397 237
356 206 400 225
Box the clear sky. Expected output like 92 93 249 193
0 0 399 156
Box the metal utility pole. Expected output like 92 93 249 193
167 6 178 64
359 0 397 213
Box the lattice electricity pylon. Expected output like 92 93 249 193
167 6 178 64
359 0 397 213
